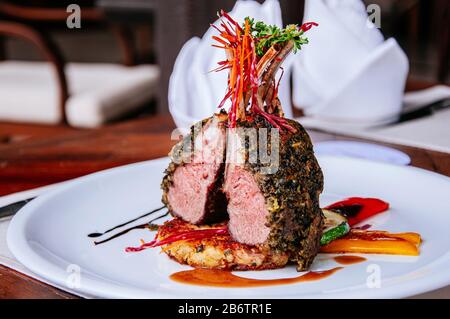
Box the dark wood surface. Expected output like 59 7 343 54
0 114 449 298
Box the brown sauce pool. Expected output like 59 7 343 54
333 255 367 265
170 267 343 288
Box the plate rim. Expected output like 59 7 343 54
7 155 450 299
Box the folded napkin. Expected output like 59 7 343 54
0 61 160 128
402 85 450 112
169 0 293 132
293 0 409 126
298 85 450 154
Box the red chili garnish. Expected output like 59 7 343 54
125 227 228 253
300 22 319 32
325 197 389 226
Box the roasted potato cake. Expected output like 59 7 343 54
157 218 289 270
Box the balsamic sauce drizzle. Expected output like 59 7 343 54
93 223 149 245
88 206 168 245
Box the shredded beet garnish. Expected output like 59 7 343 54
125 227 228 253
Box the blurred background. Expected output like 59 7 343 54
0 0 448 127
1 0 450 299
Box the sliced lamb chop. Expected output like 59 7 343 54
161 114 228 224
223 115 324 271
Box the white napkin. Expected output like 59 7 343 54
0 61 159 128
402 85 450 112
292 0 409 126
169 0 293 132
297 85 450 154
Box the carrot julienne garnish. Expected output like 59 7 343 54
211 11 317 130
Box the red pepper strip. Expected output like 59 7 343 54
220 22 234 37
220 10 243 32
125 227 228 253
210 23 222 34
212 36 229 46
325 197 389 226
218 90 233 109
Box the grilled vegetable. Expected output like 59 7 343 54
320 209 350 245
320 222 350 246
322 209 347 231
320 229 421 256
325 197 389 226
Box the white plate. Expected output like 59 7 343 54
7 156 450 298
314 141 411 165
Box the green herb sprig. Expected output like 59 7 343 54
244 17 312 57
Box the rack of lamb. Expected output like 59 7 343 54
159 12 323 271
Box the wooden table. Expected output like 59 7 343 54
0 115 449 298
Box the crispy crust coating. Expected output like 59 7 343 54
234 115 324 271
